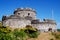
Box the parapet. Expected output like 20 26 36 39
31 19 56 25
14 7 36 14
43 19 56 22
43 19 56 24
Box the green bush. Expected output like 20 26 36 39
25 26 40 38
13 29 27 40
51 32 60 39
0 23 2 27
28 31 39 38
0 24 40 40
50 38 54 40
57 29 60 32
55 35 60 39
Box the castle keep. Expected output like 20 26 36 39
2 8 57 32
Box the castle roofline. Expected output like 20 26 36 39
43 19 55 21
31 21 56 24
43 19 56 23
31 19 56 24
14 8 36 14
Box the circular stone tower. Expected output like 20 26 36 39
14 8 36 19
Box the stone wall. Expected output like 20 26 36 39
32 23 57 32
3 19 31 29
14 8 36 20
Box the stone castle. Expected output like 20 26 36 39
2 8 57 32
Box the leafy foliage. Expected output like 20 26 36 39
57 29 60 32
28 31 39 38
13 29 27 40
25 25 40 38
0 23 2 27
50 38 54 40
51 32 60 40
0 23 40 40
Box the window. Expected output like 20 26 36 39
28 13 30 16
18 13 20 15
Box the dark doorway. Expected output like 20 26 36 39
48 28 52 31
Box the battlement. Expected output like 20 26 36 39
43 19 56 23
14 8 36 14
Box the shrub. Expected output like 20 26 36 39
0 23 2 27
57 29 60 32
50 38 54 40
13 29 28 40
0 24 40 40
51 32 60 40
25 26 40 38
28 31 39 38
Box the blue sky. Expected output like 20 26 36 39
0 0 60 29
